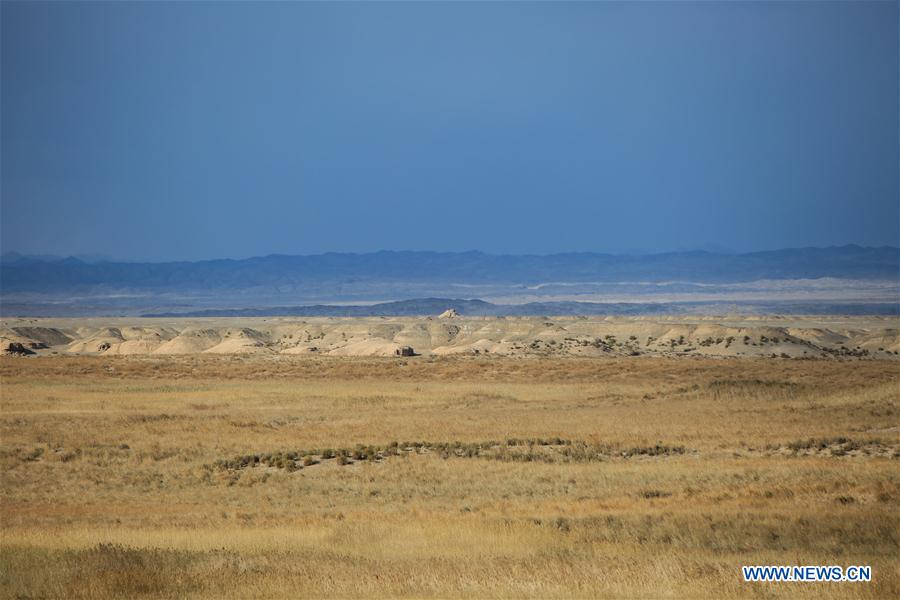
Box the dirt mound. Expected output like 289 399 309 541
67 328 125 353
327 339 402 356
104 340 166 355
393 323 435 351
280 345 322 355
0 329 49 351
10 327 73 346
432 338 508 355
153 329 223 354
200 328 271 354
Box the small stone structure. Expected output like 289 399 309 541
395 346 415 357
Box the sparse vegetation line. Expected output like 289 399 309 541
211 439 690 474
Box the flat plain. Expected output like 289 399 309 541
1 319 898 598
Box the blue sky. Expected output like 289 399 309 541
2 1 898 261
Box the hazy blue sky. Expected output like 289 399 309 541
2 1 898 261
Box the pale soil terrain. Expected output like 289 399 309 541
0 352 898 599
2 315 899 359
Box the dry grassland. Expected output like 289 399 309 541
1 355 898 598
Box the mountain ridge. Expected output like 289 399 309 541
2 246 898 295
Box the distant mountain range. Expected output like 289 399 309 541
142 297 900 318
1 246 897 316
2 246 897 294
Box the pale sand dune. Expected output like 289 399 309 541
279 345 321 355
153 329 223 354
97 327 177 355
432 338 509 355
66 327 125 353
104 339 165 355
202 328 271 354
203 339 271 354
326 338 402 357
2 315 897 359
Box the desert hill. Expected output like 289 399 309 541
2 316 897 359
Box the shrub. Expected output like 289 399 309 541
640 490 672 499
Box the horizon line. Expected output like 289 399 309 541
2 243 898 266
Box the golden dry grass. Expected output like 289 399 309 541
1 355 898 598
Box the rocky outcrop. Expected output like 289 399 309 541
1 341 35 355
